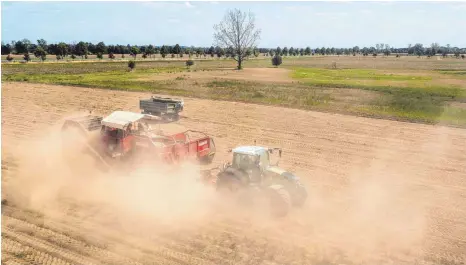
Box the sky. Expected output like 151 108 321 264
1 1 466 48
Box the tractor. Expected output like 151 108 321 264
60 111 216 173
203 144 307 217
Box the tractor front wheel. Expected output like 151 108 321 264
216 172 242 193
292 182 308 207
267 184 291 218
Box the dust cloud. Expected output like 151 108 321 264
5 117 221 233
4 114 433 264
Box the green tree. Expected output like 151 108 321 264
33 47 47 61
130 46 140 58
431 43 439 55
57 42 69 57
146 45 155 58
161 45 168 58
208 46 215 57
1 42 12 55
74 41 88 58
95 42 107 54
282 47 288 56
37 39 47 50
173 44 181 57
14 39 31 54
215 46 224 58
320 47 326 55
276 47 282 56
304 47 311 55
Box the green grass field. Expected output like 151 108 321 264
3 56 466 127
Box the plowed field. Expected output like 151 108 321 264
2 82 466 265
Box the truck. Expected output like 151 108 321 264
139 96 184 122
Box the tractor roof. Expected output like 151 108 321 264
232 146 268 156
101 111 146 130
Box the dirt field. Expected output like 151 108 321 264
138 68 293 83
2 82 466 265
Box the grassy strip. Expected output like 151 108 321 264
291 67 466 125
2 64 466 127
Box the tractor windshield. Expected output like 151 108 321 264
232 153 259 170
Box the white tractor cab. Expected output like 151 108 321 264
215 144 308 217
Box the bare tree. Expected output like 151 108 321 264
213 9 261 70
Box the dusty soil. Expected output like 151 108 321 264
138 67 294 83
2 82 466 265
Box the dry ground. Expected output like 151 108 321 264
137 68 294 83
2 82 466 265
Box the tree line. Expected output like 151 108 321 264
2 39 466 62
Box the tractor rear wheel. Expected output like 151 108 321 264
267 184 291 217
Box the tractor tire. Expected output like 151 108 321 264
267 184 291 218
292 182 308 207
216 172 242 193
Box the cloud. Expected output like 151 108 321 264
360 9 372 14
185 1 194 8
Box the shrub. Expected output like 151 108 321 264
171 54 175 58
271 55 282 67
128 60 136 70
56 55 62 60
462 54 465 59
142 53 147 59
96 53 103 59
108 52 115 59
186 59 194 68
6 54 13 62
71 54 76 59
23 53 31 62
121 54 125 58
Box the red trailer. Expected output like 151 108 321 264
61 111 216 171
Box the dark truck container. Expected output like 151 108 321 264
139 96 184 121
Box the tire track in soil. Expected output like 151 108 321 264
2 82 466 265
3 205 242 265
